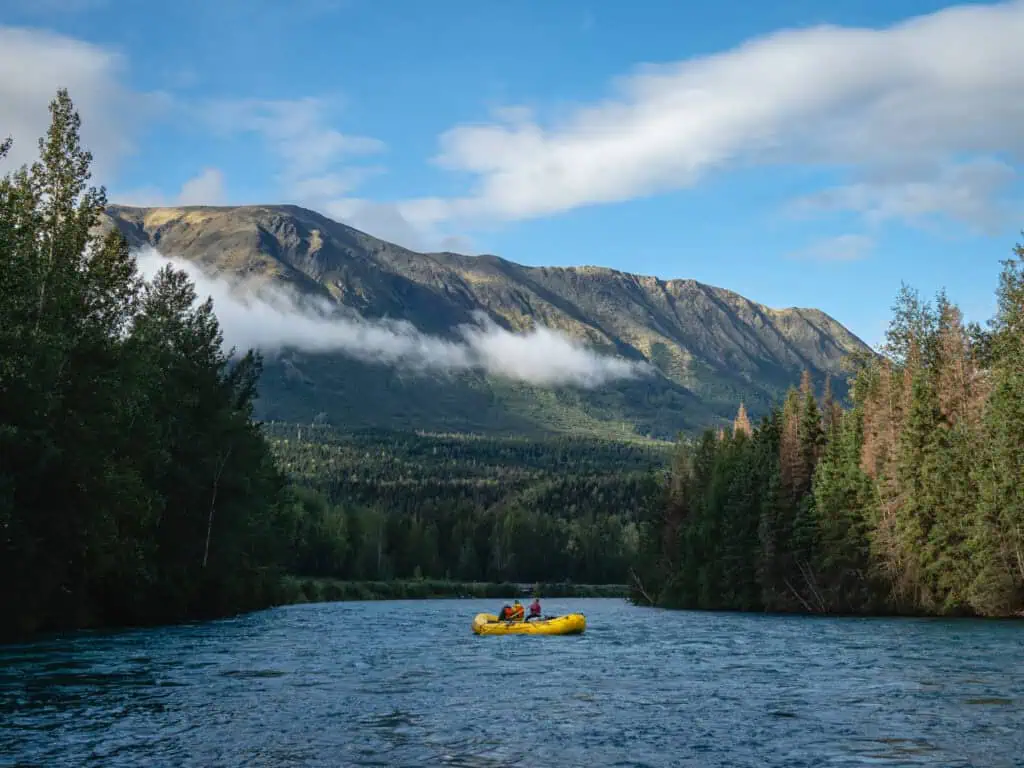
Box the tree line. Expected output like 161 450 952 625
0 91 302 639
631 261 1024 617
266 425 666 585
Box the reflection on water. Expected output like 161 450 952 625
1 599 1022 767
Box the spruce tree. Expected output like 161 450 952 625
0 90 290 638
970 245 1024 615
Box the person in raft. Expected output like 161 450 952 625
527 598 542 621
498 601 525 621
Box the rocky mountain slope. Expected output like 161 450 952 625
100 204 873 440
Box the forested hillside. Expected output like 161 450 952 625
266 426 667 585
632 269 1024 617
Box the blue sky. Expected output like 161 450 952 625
2 0 1022 348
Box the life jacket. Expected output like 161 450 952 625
510 603 524 620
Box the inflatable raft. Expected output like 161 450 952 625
471 612 586 636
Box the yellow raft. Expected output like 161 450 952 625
471 612 586 636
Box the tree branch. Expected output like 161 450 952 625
784 578 815 613
629 567 656 606
203 445 233 569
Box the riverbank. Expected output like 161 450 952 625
276 577 629 605
0 579 627 644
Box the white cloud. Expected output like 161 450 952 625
117 167 227 207
788 234 874 262
288 168 385 202
204 96 384 179
0 26 159 181
113 187 168 207
132 246 648 388
178 167 226 205
323 197 477 253
791 159 1018 234
199 98 477 253
397 0 1024 233
197 96 459 246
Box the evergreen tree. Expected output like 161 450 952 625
970 246 1024 615
893 370 942 610
0 90 289 638
811 407 876 613
630 242 1024 619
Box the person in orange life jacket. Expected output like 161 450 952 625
498 601 525 621
527 598 542 620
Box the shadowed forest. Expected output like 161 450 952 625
266 425 665 586
3 91 1021 641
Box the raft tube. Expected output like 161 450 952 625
471 612 586 636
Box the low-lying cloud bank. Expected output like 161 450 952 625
132 246 650 388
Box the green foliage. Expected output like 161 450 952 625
255 353 721 442
810 408 877 613
276 577 627 604
632 243 1024 617
969 245 1024 615
266 425 668 585
0 90 291 640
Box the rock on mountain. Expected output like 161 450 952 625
100 204 873 440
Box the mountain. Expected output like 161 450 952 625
99 204 873 441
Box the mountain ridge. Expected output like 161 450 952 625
99 203 873 440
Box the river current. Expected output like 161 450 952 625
1 597 1021 767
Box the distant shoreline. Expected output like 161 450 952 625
276 577 630 604
0 580 629 645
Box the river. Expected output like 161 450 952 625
1 597 1021 767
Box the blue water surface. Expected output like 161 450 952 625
1 598 1021 767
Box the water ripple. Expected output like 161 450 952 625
1 599 1022 767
